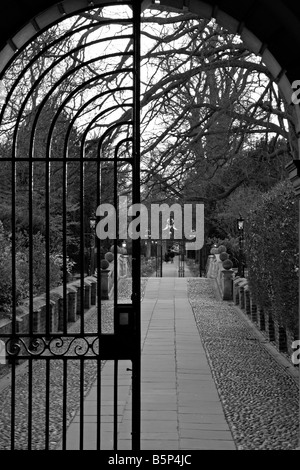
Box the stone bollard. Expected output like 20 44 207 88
206 255 215 278
221 269 233 300
274 319 287 352
82 280 91 310
101 269 110 300
32 297 48 333
250 297 258 322
237 279 248 310
67 286 77 322
72 280 93 313
233 277 241 305
49 298 59 332
257 306 265 331
245 287 251 316
264 309 275 342
88 277 97 305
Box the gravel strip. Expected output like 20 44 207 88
188 278 299 451
0 277 148 450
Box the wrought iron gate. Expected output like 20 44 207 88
0 2 142 450
155 241 163 277
178 241 185 277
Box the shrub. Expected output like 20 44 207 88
105 252 114 263
141 257 156 277
0 226 71 318
222 259 233 270
0 241 14 315
244 179 298 332
208 237 240 267
15 232 64 296
100 259 110 270
219 252 229 261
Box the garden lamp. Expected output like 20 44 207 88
237 214 244 232
89 214 97 230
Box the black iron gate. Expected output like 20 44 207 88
155 241 163 277
0 2 142 450
178 241 185 277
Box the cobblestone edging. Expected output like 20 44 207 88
188 278 299 450
0 278 147 450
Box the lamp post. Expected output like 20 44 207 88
237 214 244 277
89 214 97 275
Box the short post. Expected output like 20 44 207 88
222 269 233 300
101 269 110 300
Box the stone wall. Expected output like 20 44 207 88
0 254 130 364
0 276 97 365
233 277 299 362
206 254 299 365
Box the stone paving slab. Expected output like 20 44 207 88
63 275 236 450
179 439 236 450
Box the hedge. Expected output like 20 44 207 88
0 227 67 319
105 252 114 263
244 179 298 333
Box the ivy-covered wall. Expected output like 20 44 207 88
244 180 299 333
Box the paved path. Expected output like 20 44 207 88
63 276 236 450
151 256 193 277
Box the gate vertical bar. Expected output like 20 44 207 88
113 360 119 450
96 131 102 451
45 360 50 449
10 124 17 450
62 361 68 450
28 359 33 450
132 1 141 451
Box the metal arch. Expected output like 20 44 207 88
0 12 133 80
63 86 134 149
0 21 132 92
79 107 133 156
13 51 133 158
0 22 133 120
47 81 134 154
96 121 133 158
112 137 133 160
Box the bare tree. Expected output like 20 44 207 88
0 4 293 213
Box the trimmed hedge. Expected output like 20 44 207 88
222 259 233 270
100 259 110 270
219 252 229 261
244 180 298 333
105 252 114 263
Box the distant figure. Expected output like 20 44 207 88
165 247 175 263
